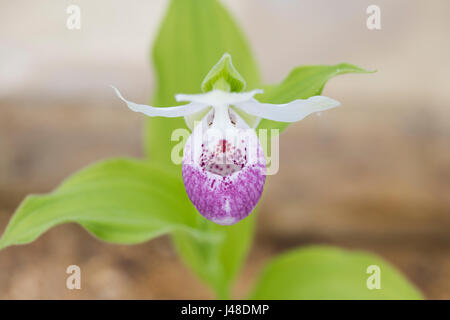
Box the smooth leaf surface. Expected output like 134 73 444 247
0 159 213 250
249 246 423 300
257 63 374 133
147 0 260 298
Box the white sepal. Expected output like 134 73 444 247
112 86 209 118
234 96 340 122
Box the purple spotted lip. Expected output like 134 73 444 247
182 121 266 225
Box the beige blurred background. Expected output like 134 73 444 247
0 0 449 299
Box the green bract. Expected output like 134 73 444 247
0 0 421 300
201 53 246 92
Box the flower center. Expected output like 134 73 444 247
197 102 250 177
185 100 255 178
200 138 246 177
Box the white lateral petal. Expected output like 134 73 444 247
175 89 264 106
234 96 340 122
112 86 209 118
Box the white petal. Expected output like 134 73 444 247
184 108 212 131
175 89 264 106
112 86 209 118
234 96 340 122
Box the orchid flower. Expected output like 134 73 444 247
113 53 339 225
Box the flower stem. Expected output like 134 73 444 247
216 285 231 300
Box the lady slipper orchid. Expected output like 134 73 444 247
113 53 339 225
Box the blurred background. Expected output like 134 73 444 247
0 0 449 299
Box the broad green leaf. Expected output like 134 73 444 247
257 63 374 133
249 246 423 300
146 0 260 299
0 158 215 250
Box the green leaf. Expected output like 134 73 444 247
146 0 259 165
146 0 261 299
257 63 374 133
0 158 214 250
249 246 423 300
